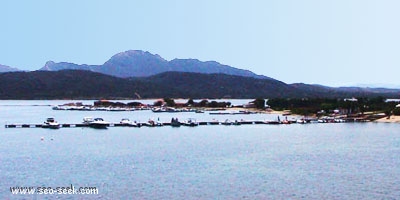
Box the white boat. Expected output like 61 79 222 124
296 119 307 124
183 118 199 127
120 118 140 127
145 119 163 127
83 117 109 129
334 118 346 123
43 118 60 129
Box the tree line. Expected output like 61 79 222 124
267 97 400 116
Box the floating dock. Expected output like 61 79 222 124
4 120 294 129
4 119 369 129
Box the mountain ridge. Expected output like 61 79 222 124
1 70 399 100
39 50 273 80
1 50 399 92
0 64 20 73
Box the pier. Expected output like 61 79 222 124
4 118 369 129
4 121 266 128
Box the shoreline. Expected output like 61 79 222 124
51 100 400 123
374 115 400 123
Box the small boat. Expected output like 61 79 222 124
120 118 140 127
296 119 308 124
83 117 109 129
155 120 163 126
91 118 110 128
171 118 181 127
221 119 233 125
233 120 241 125
183 118 199 127
146 119 155 127
146 119 163 127
334 119 346 123
195 110 204 113
43 118 60 129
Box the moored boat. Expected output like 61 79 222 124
120 118 140 127
233 120 241 125
146 119 163 127
43 118 60 129
171 118 181 127
296 119 309 124
83 117 109 129
183 118 199 127
222 119 233 125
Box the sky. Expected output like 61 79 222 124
1 0 400 87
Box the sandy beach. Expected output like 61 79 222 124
375 115 400 123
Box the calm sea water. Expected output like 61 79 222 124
1 101 399 199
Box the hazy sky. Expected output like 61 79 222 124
1 0 399 87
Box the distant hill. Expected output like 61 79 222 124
290 83 400 98
353 83 400 89
0 70 169 99
1 70 399 100
0 64 20 73
0 70 289 99
167 59 268 79
39 50 273 79
41 61 99 71
138 72 293 99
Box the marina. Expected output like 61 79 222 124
5 117 368 129
4 120 273 128
1 100 399 200
4 99 378 130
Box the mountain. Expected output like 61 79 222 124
139 72 292 98
167 59 269 79
1 70 399 100
0 70 289 99
99 50 168 77
0 70 171 99
353 83 400 89
41 61 99 71
39 50 273 79
0 64 20 73
290 83 400 98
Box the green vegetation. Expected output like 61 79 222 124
152 99 231 108
393 107 400 115
251 98 266 109
268 97 399 116
163 98 176 107
1 70 400 100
